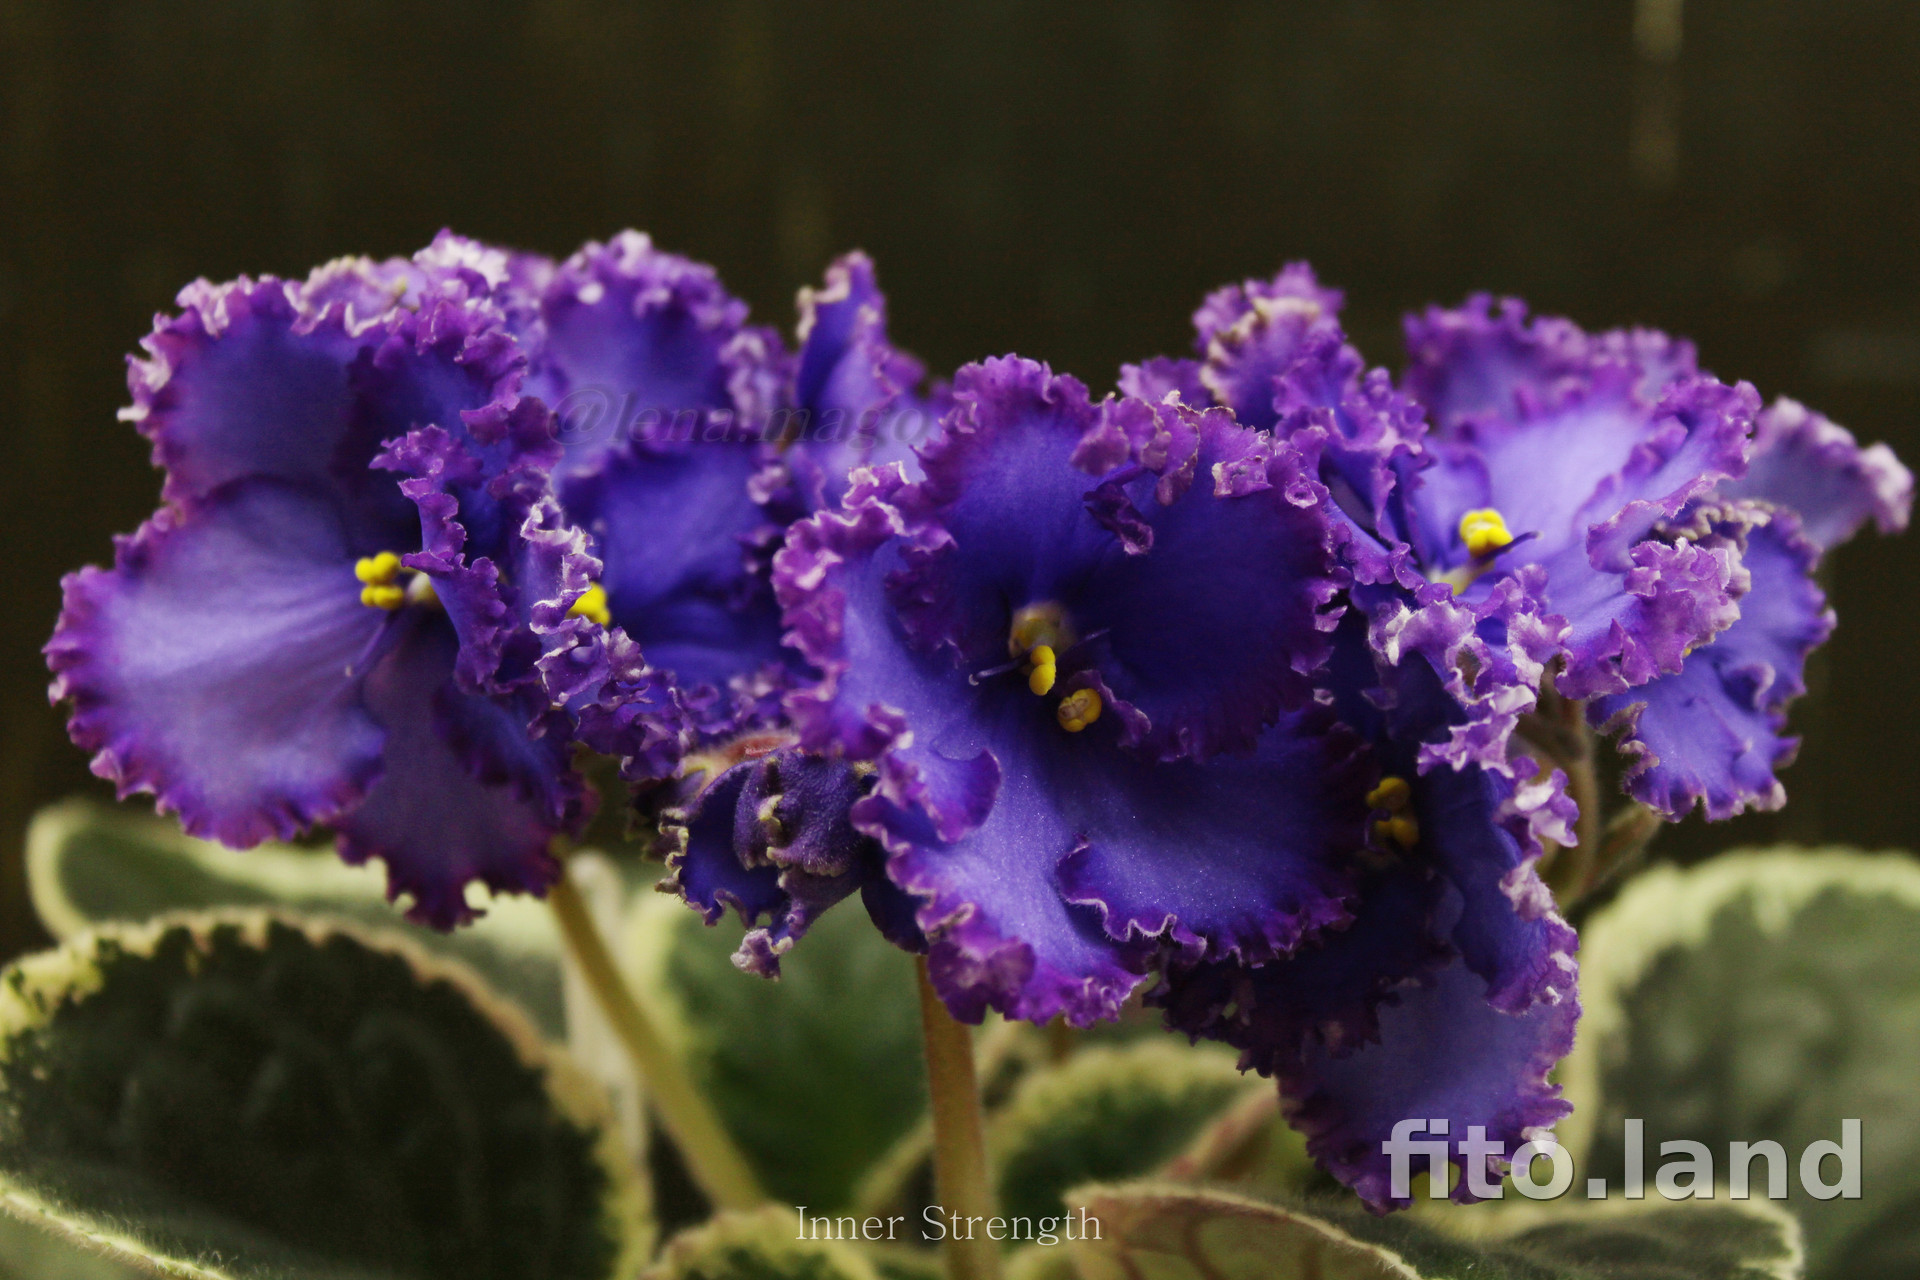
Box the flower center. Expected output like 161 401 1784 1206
354 552 438 611
1437 508 1517 596
1008 601 1076 659
1367 774 1420 849
1004 601 1105 734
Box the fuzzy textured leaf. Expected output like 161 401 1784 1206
989 1042 1261 1222
1563 849 1920 1280
1066 1184 1801 1280
0 912 648 1280
642 1208 883 1280
26 799 571 1037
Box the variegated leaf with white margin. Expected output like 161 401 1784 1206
0 911 651 1280
1563 848 1920 1280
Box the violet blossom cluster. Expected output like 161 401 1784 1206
48 233 1910 1210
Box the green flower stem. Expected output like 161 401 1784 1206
1557 732 1603 896
916 957 1001 1280
1527 679 1610 905
548 870 767 1212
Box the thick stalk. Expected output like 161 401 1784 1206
916 957 1001 1280
548 871 766 1211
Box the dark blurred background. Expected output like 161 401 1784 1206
2 1 1915 962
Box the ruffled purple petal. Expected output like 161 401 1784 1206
855 731 1152 1027
1325 608 1577 1013
1052 706 1369 967
1591 508 1835 820
1275 336 1433 590
1287 956 1578 1211
1538 509 1748 703
1193 263 1345 349
1403 293 1682 435
559 435 790 694
521 501 690 782
662 746 900 976
1155 872 1578 1211
1359 575 1567 780
125 276 409 537
791 253 931 487
873 360 1346 762
354 292 549 559
1116 356 1207 408
45 480 386 846
297 256 425 332
334 619 575 929
773 371 1367 1025
664 761 789 928
520 231 786 477
1720 397 1913 555
1195 265 1346 432
1077 410 1347 759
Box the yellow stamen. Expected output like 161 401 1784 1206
359 583 406 611
568 582 612 626
1458 508 1515 560
1373 814 1420 849
354 551 402 585
1056 687 1103 733
1366 775 1412 813
1009 601 1077 660
1027 644 1057 696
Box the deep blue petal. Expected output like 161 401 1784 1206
1591 510 1834 819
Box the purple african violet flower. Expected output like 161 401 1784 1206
1154 610 1580 1212
659 735 925 976
473 235 946 751
1402 296 1910 819
489 232 799 739
788 252 950 506
1125 270 1569 791
1136 269 1911 822
44 254 622 927
765 356 1371 1026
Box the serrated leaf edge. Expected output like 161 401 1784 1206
1066 1181 1425 1279
1421 1194 1805 1280
641 1206 887 1280
1561 846 1920 1161
988 1041 1260 1196
0 908 654 1279
24 800 557 958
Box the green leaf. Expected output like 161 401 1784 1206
0 912 650 1280
1065 1183 1802 1280
989 1042 1261 1223
1002 1241 1079 1280
1562 848 1920 1279
26 800 571 1038
0 1206 150 1280
628 895 928 1213
642 1208 883 1280
1151 1089 1318 1193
